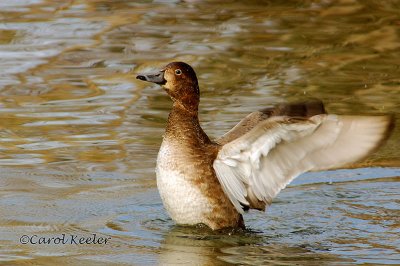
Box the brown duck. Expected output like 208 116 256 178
136 62 394 230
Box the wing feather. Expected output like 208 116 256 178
213 114 394 213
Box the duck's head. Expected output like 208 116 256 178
136 62 200 110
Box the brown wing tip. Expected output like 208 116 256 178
379 114 395 147
387 114 395 134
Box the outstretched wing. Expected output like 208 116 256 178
213 114 394 213
216 99 326 145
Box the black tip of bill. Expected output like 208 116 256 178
136 72 166 85
136 75 147 81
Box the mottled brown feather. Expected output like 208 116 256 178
217 99 326 145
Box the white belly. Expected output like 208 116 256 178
156 141 211 225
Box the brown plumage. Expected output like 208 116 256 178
137 62 394 230
217 99 327 145
164 104 243 229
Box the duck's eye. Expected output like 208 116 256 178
175 69 182 75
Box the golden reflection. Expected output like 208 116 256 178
0 29 17 44
346 26 400 52
0 0 399 265
321 1 363 17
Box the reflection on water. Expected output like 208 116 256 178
0 0 399 265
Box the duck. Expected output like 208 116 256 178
136 62 394 230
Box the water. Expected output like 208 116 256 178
0 0 399 265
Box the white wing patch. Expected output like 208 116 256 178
213 114 392 213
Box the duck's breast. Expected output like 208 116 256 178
156 139 212 225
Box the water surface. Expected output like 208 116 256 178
0 0 399 265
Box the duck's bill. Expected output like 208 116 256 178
136 70 166 85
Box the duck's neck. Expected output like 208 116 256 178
165 102 211 145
